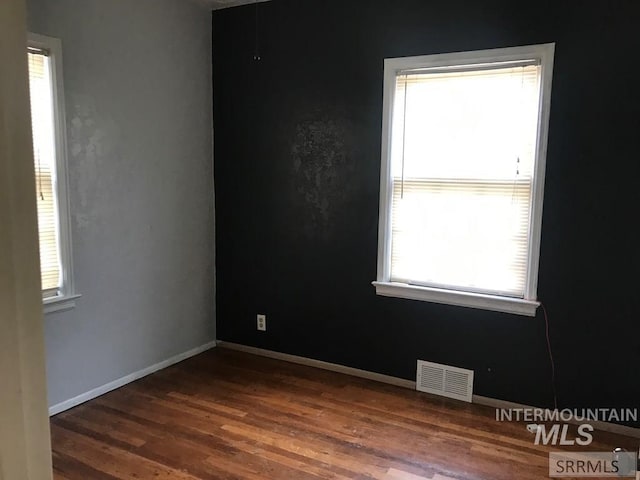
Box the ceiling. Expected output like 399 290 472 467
202 0 271 10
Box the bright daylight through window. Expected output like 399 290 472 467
28 34 76 312
374 44 555 316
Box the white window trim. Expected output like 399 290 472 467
374 44 555 317
28 33 79 314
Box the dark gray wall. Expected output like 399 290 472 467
28 0 215 408
213 0 640 425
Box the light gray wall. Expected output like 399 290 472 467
27 0 215 408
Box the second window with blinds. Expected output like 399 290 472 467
374 44 555 316
28 33 77 313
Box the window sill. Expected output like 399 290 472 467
372 281 539 317
43 293 81 314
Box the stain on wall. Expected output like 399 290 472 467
68 94 123 230
290 112 356 238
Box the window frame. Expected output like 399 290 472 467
373 44 555 317
28 32 79 314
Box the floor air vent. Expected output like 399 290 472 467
416 360 474 403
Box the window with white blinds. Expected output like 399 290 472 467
28 48 61 298
374 45 555 316
27 33 76 311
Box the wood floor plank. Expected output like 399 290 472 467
52 426 196 479
50 348 638 480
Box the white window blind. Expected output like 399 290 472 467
28 49 62 298
388 63 542 298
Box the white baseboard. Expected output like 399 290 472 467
217 340 640 439
216 341 416 389
48 340 217 416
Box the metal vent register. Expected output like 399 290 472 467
416 360 474 402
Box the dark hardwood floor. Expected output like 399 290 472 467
50 348 637 479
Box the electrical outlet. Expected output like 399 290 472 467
257 314 266 331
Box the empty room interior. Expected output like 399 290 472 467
2 0 640 478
